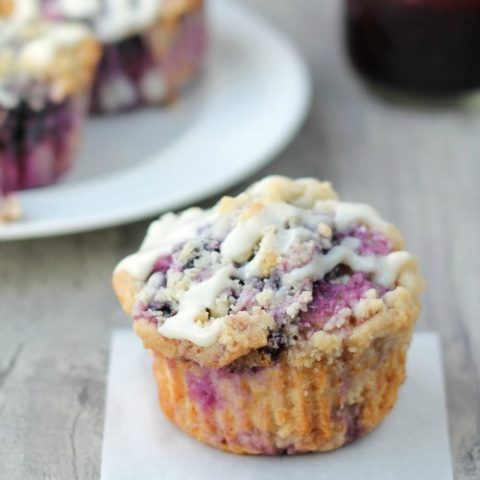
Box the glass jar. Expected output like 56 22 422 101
345 0 480 95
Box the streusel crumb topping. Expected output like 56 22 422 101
0 0 100 108
115 176 424 367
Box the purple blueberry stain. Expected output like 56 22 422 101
344 404 363 442
1 97 83 195
330 403 363 443
89 10 207 114
132 301 159 325
186 371 222 414
338 225 392 256
234 430 304 455
232 284 260 313
152 255 172 273
300 272 386 330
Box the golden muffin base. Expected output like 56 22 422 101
151 328 412 455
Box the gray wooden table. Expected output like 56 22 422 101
1 1 479 478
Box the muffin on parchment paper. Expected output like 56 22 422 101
42 0 207 114
113 176 424 455
0 0 100 195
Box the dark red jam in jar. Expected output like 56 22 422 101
345 0 480 95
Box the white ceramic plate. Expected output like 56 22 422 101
0 0 311 241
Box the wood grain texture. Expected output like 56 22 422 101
0 0 479 478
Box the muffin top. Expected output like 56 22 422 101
41 0 197 42
0 0 100 109
113 176 424 368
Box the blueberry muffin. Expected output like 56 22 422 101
0 0 100 194
113 176 424 455
43 0 207 114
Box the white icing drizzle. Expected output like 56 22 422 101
241 226 308 279
0 0 38 43
58 0 100 18
116 177 416 348
0 1 91 108
221 203 327 263
115 209 210 280
20 23 90 69
283 247 412 287
315 200 386 231
57 0 166 42
158 266 234 347
376 251 414 286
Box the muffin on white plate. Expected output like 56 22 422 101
42 0 207 114
0 0 100 194
113 176 424 455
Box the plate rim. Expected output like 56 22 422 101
0 0 312 241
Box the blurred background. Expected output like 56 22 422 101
1 1 479 479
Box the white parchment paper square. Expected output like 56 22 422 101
101 330 453 480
